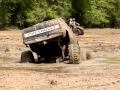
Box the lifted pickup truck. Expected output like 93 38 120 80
21 18 82 64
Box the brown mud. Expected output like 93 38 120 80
0 29 120 90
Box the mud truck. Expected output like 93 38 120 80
21 18 82 64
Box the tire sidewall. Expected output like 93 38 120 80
68 44 81 64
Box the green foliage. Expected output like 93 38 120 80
26 0 72 24
0 0 33 26
114 0 120 27
0 0 120 28
84 0 110 25
73 0 114 27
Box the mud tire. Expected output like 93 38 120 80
76 28 84 35
78 29 84 35
68 44 81 64
20 51 35 63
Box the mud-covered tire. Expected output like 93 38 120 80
77 28 84 35
68 44 81 64
73 28 84 36
20 51 35 63
79 29 84 35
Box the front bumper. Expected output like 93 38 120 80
23 32 63 45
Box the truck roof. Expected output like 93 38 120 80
23 18 70 33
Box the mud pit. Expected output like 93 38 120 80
0 29 120 90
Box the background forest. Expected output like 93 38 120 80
0 0 120 28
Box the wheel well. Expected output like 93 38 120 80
62 31 70 45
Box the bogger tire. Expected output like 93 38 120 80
20 51 35 63
68 44 81 64
77 28 84 35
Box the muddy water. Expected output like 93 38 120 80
100 56 120 64
0 55 120 74
0 30 120 90
0 56 69 73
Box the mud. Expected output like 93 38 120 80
0 29 120 90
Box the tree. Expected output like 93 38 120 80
71 0 89 25
72 0 117 27
26 0 72 25
0 0 120 28
111 0 120 27
0 0 33 27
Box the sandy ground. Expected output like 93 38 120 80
0 29 120 90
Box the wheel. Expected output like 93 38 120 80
68 44 81 64
20 51 35 63
77 28 84 35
